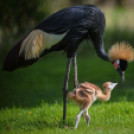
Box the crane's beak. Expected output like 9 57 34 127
117 68 125 82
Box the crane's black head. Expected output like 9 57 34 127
108 42 134 82
113 59 128 82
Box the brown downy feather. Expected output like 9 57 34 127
19 30 45 60
108 42 134 62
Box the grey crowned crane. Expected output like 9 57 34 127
2 5 134 121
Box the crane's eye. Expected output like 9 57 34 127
113 60 120 70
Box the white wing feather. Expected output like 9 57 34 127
19 30 67 60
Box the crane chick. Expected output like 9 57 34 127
68 82 118 129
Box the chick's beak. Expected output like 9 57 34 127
117 68 125 82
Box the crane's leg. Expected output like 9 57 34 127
63 58 72 121
73 54 79 88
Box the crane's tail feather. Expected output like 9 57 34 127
3 30 48 71
2 36 39 71
2 29 66 71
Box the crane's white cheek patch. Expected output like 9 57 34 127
19 30 67 60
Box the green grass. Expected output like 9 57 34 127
1 54 134 134
1 102 134 134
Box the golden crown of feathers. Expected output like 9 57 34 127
108 42 134 62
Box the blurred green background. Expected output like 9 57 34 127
0 0 134 108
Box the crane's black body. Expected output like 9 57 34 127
3 5 108 71
36 5 107 59
2 5 128 121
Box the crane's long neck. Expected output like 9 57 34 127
94 41 109 61
97 89 111 101
89 33 109 61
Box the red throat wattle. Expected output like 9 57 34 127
114 61 119 69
